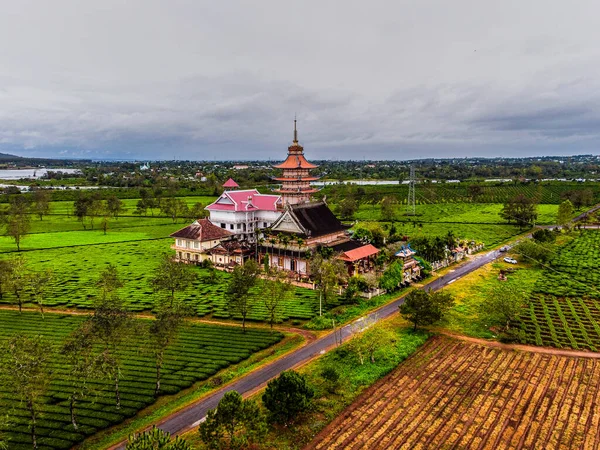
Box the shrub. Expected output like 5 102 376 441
262 370 314 424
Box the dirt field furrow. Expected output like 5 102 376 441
306 336 600 450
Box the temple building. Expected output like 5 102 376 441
273 120 319 205
173 119 382 278
204 188 282 242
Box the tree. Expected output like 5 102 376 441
127 426 192 450
532 228 556 244
89 266 133 409
261 271 292 331
7 255 27 313
557 199 574 227
479 283 527 338
399 289 454 330
500 194 538 228
106 195 124 219
0 260 13 300
61 322 102 430
348 323 397 365
226 260 260 332
262 370 314 424
309 253 347 316
74 193 91 229
151 254 197 306
198 391 267 450
338 196 358 220
320 366 341 393
514 240 553 266
5 196 31 251
379 261 404 292
380 196 396 222
148 301 191 396
188 202 206 219
468 184 483 200
0 334 52 450
161 198 188 223
31 189 51 221
28 268 53 318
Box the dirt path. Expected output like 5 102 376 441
437 330 600 359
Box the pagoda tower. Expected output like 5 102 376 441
273 120 319 205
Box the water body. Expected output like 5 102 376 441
0 168 81 180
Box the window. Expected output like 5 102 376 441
237 224 241 229
230 224 234 230
263 222 267 227
221 223 226 228
194 241 199 249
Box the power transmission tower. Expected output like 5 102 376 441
407 165 416 215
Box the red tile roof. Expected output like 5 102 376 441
170 219 232 241
222 178 239 188
338 244 380 262
206 189 281 212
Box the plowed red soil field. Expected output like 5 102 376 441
306 336 600 450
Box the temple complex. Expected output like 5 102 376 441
273 120 319 205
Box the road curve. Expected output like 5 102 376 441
112 247 506 448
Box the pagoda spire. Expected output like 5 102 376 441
293 116 298 145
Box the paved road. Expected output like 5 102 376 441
113 246 508 448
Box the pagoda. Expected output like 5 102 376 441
273 120 319 205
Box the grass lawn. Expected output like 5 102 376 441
437 259 543 339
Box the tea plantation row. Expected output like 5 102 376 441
0 310 283 450
521 230 600 350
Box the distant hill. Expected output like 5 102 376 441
0 152 22 161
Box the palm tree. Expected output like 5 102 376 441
296 236 305 275
281 234 291 270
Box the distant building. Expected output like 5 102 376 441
222 178 239 189
232 164 249 170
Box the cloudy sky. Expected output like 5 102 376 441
1 0 600 161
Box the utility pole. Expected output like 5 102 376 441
407 165 416 215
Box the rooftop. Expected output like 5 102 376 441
170 219 233 241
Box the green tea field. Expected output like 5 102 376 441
0 310 283 450
522 230 600 351
0 239 325 320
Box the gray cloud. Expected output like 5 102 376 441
1 0 600 160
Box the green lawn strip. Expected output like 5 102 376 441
348 203 560 225
80 333 304 450
23 215 177 235
184 318 430 450
357 220 522 248
303 285 416 330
